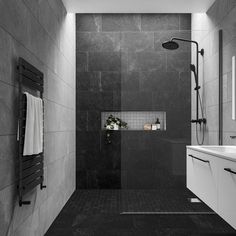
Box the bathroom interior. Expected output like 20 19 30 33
1 0 236 235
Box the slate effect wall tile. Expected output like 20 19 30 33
77 32 121 52
76 14 102 32
88 52 121 72
102 14 141 32
141 14 179 31
76 14 191 189
121 32 154 52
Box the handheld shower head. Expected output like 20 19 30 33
190 64 200 90
190 64 196 72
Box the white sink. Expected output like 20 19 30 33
187 145 236 161
201 146 236 153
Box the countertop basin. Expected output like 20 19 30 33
187 145 236 161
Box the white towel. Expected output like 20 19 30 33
23 92 43 156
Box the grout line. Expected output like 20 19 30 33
0 79 18 90
44 97 75 111
120 212 216 215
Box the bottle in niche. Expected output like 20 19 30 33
156 118 161 130
152 118 161 130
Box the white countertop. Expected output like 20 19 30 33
187 145 236 162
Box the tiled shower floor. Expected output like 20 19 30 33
45 190 236 236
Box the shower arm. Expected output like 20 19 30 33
171 37 205 124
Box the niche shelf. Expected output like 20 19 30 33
101 111 166 131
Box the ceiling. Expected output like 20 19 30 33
62 0 215 13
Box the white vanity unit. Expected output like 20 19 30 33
187 146 236 229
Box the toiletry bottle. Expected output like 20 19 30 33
156 118 161 130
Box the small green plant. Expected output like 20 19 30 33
104 114 128 130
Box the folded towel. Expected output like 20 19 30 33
23 92 43 155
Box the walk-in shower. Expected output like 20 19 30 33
162 37 206 145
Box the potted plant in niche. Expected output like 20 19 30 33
104 114 128 130
104 115 128 144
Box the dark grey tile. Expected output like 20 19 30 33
121 72 140 91
154 30 191 52
77 148 101 171
101 92 114 110
101 72 121 91
76 110 87 131
87 170 100 188
139 71 179 93
77 91 101 110
88 52 121 71
88 110 101 131
126 170 156 189
128 52 166 72
121 133 140 149
123 149 154 170
178 72 191 106
76 52 87 72
121 91 152 110
121 52 129 72
76 72 101 91
113 91 121 110
166 108 191 138
166 51 191 73
75 170 87 188
141 14 179 31
76 152 86 171
121 32 154 52
180 14 191 30
76 131 101 150
102 14 141 32
151 92 170 110
76 14 102 32
97 170 121 189
76 32 121 52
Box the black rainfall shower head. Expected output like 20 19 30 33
162 40 179 50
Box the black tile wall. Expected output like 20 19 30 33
141 14 179 31
76 32 121 52
121 32 154 52
76 72 101 91
88 52 121 71
76 52 88 72
76 14 102 32
127 51 166 71
76 14 191 189
102 14 141 32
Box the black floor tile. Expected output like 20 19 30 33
45 190 236 236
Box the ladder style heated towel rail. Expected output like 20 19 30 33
17 57 46 206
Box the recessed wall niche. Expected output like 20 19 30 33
101 111 166 131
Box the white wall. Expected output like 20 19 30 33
191 0 236 145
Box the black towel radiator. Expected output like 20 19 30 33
17 57 46 207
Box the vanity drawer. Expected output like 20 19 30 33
218 159 236 229
186 149 218 211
